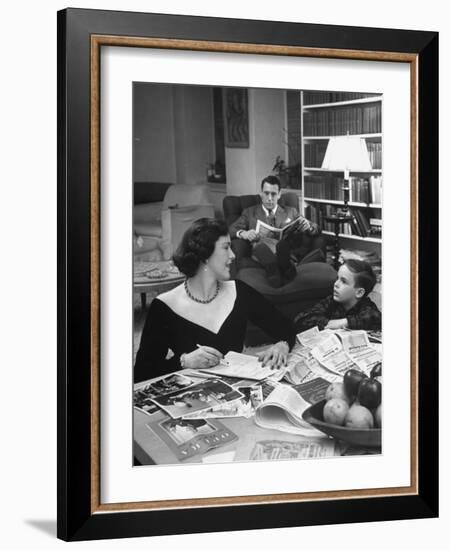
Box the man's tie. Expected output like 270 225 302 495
267 209 275 227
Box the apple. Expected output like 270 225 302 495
370 362 382 379
323 398 349 426
344 404 374 429
343 369 368 401
375 404 382 427
325 382 350 403
357 378 382 410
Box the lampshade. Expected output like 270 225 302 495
321 135 372 177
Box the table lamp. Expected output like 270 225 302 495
321 134 372 269
321 134 372 213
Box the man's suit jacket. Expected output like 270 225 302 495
229 203 299 239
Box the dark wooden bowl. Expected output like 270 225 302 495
302 399 381 448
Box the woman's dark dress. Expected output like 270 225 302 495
134 280 296 383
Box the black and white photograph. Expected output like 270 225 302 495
132 83 384 466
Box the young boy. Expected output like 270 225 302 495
294 259 381 332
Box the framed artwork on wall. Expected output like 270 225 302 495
224 87 249 148
57 8 438 541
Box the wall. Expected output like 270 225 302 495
133 83 176 182
173 85 215 185
133 83 215 185
226 88 286 195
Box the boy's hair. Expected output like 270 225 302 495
344 259 377 297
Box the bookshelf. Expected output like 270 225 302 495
300 91 382 248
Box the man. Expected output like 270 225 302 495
229 175 325 287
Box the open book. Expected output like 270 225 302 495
254 383 325 437
255 216 311 241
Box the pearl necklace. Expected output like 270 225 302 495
184 279 221 304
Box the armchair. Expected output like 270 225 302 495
223 192 337 345
134 183 214 261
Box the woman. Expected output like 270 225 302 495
134 218 296 383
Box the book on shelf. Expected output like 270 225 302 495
303 102 382 137
369 175 382 204
352 209 371 237
304 174 345 201
304 142 328 167
366 141 382 169
305 203 381 240
369 218 382 238
304 175 382 205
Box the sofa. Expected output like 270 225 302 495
134 182 214 261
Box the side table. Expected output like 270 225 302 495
134 261 185 309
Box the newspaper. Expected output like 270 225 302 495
250 439 336 461
339 330 382 375
310 333 356 376
283 352 316 385
254 383 324 436
255 216 311 241
201 350 285 381
296 328 334 349
286 342 342 383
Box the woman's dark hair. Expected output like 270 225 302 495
344 259 377 296
172 218 229 278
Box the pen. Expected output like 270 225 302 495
196 345 228 366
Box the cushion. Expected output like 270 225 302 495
134 202 163 226
162 184 212 210
134 182 173 205
134 222 163 238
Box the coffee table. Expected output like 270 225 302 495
134 260 185 309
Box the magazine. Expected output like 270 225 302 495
293 377 330 404
147 417 238 461
254 383 324 436
150 378 243 419
133 373 196 416
182 384 264 420
255 215 311 241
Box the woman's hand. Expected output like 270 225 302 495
257 341 289 370
182 346 223 370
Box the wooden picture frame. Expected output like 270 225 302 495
57 8 438 541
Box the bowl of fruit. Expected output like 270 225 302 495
302 364 382 447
